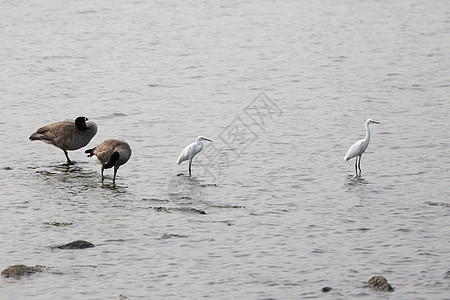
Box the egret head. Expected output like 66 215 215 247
366 119 380 125
196 136 212 142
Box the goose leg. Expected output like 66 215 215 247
113 167 118 186
101 166 105 183
64 150 73 165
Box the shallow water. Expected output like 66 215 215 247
1 0 450 299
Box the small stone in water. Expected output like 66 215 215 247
1 265 44 278
56 240 95 249
368 276 394 291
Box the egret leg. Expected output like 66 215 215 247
113 167 118 186
101 166 105 183
358 156 362 175
188 160 192 177
64 150 73 165
354 157 358 176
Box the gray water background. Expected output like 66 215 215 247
1 0 449 299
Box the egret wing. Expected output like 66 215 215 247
177 142 194 165
344 139 364 161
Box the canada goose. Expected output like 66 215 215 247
29 116 97 164
177 136 212 176
85 139 131 185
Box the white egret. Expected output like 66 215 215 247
177 136 212 176
29 116 97 164
85 139 131 185
344 119 380 176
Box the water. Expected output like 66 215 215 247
1 0 449 298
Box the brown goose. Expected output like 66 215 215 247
85 139 131 185
29 116 97 164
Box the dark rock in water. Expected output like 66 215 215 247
1 265 44 278
45 222 73 227
56 240 95 249
210 204 246 209
158 233 188 240
176 207 206 214
151 206 206 214
321 287 332 292
368 276 394 291
425 201 450 207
